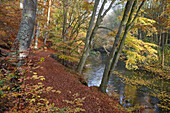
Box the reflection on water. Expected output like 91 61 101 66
83 54 162 113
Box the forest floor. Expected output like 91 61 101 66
25 49 128 113
0 2 128 113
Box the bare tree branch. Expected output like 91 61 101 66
98 26 116 32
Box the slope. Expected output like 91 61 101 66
25 50 128 113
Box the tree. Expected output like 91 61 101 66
43 0 52 45
34 21 40 49
33 0 47 49
11 0 37 66
48 0 92 65
61 0 68 65
138 0 169 68
76 0 116 74
99 0 145 93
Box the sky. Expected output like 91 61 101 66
98 0 124 15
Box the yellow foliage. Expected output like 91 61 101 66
59 54 79 62
123 33 158 70
63 93 86 112
133 16 158 36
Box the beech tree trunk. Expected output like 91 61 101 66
99 1 134 93
11 0 37 66
159 32 162 46
161 33 165 68
76 0 115 74
110 0 145 74
76 0 100 74
99 0 145 93
34 22 40 49
44 0 51 45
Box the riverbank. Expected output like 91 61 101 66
25 50 129 113
84 52 169 113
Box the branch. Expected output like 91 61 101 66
68 11 87 29
88 0 108 46
69 41 83 55
129 0 145 27
73 28 79 41
69 14 89 40
69 8 74 24
98 26 116 33
126 0 138 28
102 0 116 18
103 45 110 56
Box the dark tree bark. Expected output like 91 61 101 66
44 0 51 45
34 22 40 49
76 0 100 73
99 1 134 93
62 0 68 42
165 33 168 44
76 0 115 74
99 0 145 93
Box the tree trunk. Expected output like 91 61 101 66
44 0 51 45
161 33 165 68
138 28 142 40
62 0 67 41
61 0 68 65
159 30 162 46
11 0 37 66
165 33 168 44
155 33 158 44
99 0 145 93
34 22 40 49
76 0 115 74
76 0 100 73
99 1 134 93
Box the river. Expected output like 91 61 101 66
83 54 169 113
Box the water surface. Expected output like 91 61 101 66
83 54 168 112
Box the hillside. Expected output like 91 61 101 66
0 1 21 50
0 2 128 113
24 50 127 112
